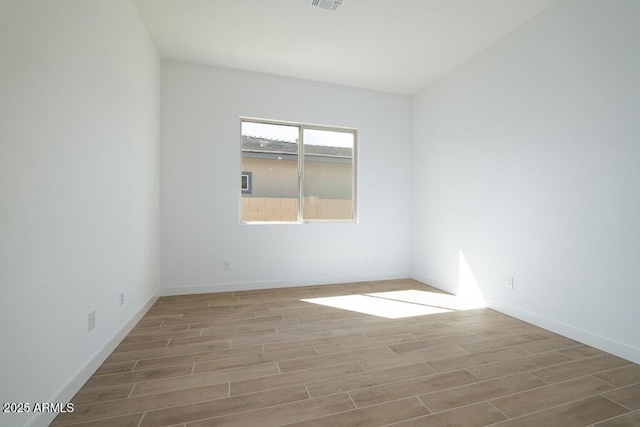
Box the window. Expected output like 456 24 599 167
241 171 252 194
240 118 356 223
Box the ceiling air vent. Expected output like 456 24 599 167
310 0 343 12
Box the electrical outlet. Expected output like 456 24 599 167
507 277 514 289
119 291 125 306
88 311 96 332
224 261 231 271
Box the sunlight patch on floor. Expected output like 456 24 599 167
301 294 452 319
366 289 485 311
302 250 487 319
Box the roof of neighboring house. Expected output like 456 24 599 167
242 135 352 158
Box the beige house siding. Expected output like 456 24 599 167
241 157 353 199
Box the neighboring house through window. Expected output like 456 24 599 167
240 118 357 223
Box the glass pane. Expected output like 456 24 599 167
302 129 354 220
241 121 299 222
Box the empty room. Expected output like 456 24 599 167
1 0 639 426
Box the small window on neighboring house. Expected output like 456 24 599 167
241 171 252 194
240 118 357 223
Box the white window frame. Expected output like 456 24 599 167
240 117 358 224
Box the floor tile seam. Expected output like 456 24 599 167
347 391 431 410
521 373 616 392
126 344 260 363
514 342 582 356
466 353 583 381
127 381 280 414
465 350 572 374
297 364 381 390
189 361 283 383
93 365 138 377
342 369 474 405
496 373 616 407
338 332 419 353
65 392 135 410
376 405 437 427
52 411 146 427
277 343 396 367
268 332 368 346
71 379 232 410
130 325 163 331
529 359 635 383
211 345 320 363
465 367 484 382
485 400 510 421
585 410 640 427
528 359 602 380
127 329 193 339
228 361 366 396
591 363 638 387
558 351 614 363
89 365 256 396
306 368 435 401
391 335 494 355
379 414 430 427
418 396 509 421
86 362 196 384
355 359 367 374
413 392 432 413
55 389 235 426
190 313 292 329
461 337 544 354
164 312 261 323
234 331 348 349
179 392 335 427
424 354 521 374
127 382 138 398
604 378 640 389
278 358 385 374
116 341 193 352
133 352 251 372
483 375 606 416
416 370 546 405
199 327 278 339
345 387 359 410
599 390 636 411
490 393 630 424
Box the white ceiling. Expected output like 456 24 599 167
134 0 559 95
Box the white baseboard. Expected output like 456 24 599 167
159 273 409 296
484 299 640 365
411 275 640 365
27 294 159 427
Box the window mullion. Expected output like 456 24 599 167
298 126 304 222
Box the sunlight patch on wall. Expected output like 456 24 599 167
458 249 486 307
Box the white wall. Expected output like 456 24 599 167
0 1 159 426
160 61 412 294
412 0 640 363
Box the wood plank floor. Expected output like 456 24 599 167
53 279 640 426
